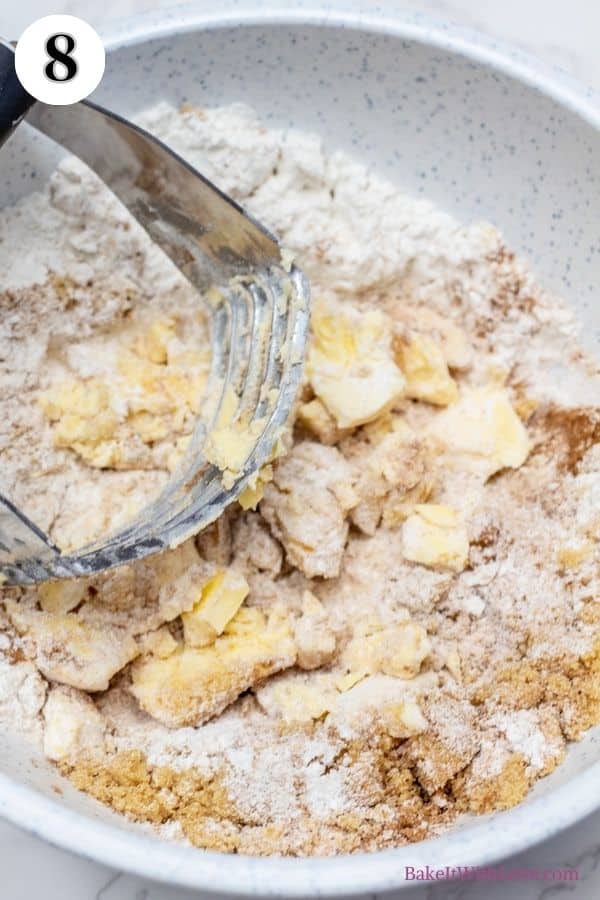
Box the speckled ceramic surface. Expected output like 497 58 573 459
0 2 599 895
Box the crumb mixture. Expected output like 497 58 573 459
0 102 599 856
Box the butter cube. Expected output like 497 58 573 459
40 380 119 452
128 411 170 444
342 621 431 681
260 676 335 725
139 626 179 659
395 333 458 406
402 503 469 572
53 410 118 448
43 687 106 762
39 379 110 421
134 317 177 364
238 465 273 511
429 387 531 477
382 698 428 738
296 398 341 445
38 579 88 615
182 570 249 648
307 297 405 428
131 606 296 727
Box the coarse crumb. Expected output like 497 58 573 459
0 101 598 856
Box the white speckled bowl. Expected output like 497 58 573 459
0 2 599 895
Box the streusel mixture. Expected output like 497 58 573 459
0 102 598 856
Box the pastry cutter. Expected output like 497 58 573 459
0 41 310 585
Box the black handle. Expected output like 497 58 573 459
0 42 36 149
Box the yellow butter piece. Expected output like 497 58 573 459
382 476 437 527
342 621 431 681
413 503 458 528
222 605 264 636
128 411 170 444
163 370 206 415
53 411 119 448
131 606 296 727
307 297 405 428
38 579 88 615
134 317 177 364
43 688 106 763
72 440 122 469
40 379 121 466
182 570 250 648
382 699 428 738
119 355 177 416
557 541 594 569
120 352 200 415
238 482 264 511
396 333 458 406
430 387 531 476
204 419 263 487
296 397 341 445
203 387 265 486
39 379 110 421
40 318 209 472
397 306 473 371
215 386 239 428
265 679 334 725
402 503 469 572
118 352 160 389
238 465 274 511
140 627 179 659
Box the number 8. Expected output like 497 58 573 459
45 33 78 83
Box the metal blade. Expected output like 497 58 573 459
26 101 281 288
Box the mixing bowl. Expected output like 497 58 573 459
0 2 598 894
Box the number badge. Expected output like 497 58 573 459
15 15 105 105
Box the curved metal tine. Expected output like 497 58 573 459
26 101 281 279
224 281 268 422
32 284 252 570
215 283 252 418
155 269 310 540
108 280 283 549
0 87 312 583
0 494 59 572
144 269 288 538
59 250 245 558
4 268 309 583
254 284 288 419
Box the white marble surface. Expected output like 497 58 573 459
1 1 600 898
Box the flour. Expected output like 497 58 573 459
489 709 562 774
0 101 598 856
0 610 46 745
0 149 210 549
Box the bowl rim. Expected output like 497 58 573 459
2 3 600 895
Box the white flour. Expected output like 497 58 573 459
0 101 598 856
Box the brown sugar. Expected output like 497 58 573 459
533 406 600 474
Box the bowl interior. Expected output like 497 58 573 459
3 17 599 351
0 12 599 895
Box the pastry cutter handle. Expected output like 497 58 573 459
0 41 36 149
